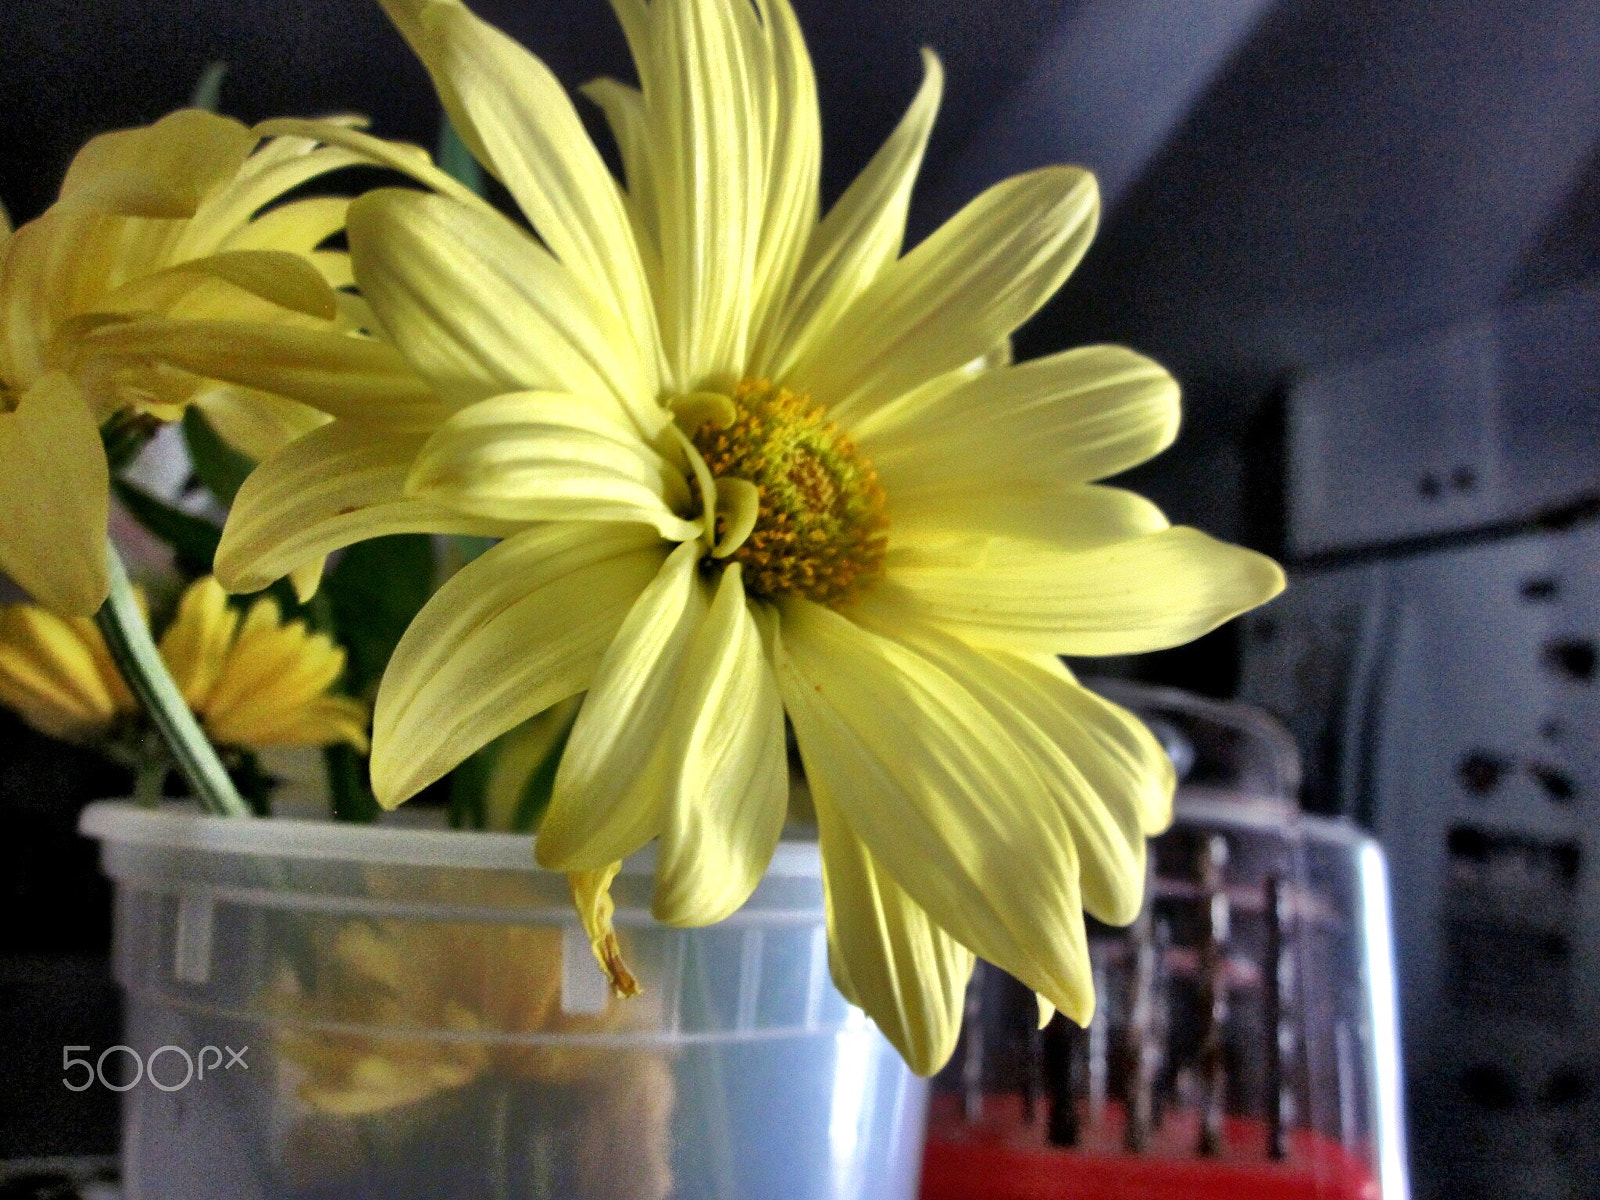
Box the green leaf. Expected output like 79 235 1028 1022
511 717 573 833
189 61 228 113
437 117 486 196
182 407 256 507
323 534 437 695
112 479 221 576
448 745 493 830
325 743 381 823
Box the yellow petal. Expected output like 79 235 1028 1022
371 523 667 806
891 482 1169 548
539 541 708 871
811 776 974 1077
1028 653 1176 838
347 189 654 427
157 576 241 711
867 614 1162 926
776 598 1094 1024
0 373 109 615
650 565 788 926
215 418 513 594
648 0 763 384
788 166 1098 427
741 0 822 360
0 604 126 741
762 48 942 377
859 345 1180 492
251 118 492 217
57 110 255 219
80 319 444 422
193 386 330 463
378 0 659 383
406 390 696 538
569 863 641 998
883 526 1287 657
218 195 350 256
580 78 662 286
99 249 339 322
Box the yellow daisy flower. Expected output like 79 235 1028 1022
0 109 369 615
213 0 1284 1072
0 575 367 753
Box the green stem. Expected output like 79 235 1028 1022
93 542 250 818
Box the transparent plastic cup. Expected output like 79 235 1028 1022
81 802 928 1200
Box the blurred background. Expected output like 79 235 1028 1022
1 2 1596 1198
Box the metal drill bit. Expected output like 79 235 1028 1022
1043 1010 1079 1146
961 961 987 1123
1197 834 1231 1156
1264 873 1288 1161
1124 875 1163 1153
1087 943 1109 1127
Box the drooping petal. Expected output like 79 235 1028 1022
348 189 654 428
1028 654 1177 838
651 565 788 926
79 319 444 422
371 523 667 806
859 345 1180 493
0 373 108 615
376 0 660 381
787 167 1098 426
776 598 1094 1024
811 776 974 1076
215 418 512 594
538 541 707 872
761 49 942 377
56 110 256 219
406 391 697 538
867 614 1163 926
882 526 1287 657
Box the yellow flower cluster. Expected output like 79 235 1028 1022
0 576 367 753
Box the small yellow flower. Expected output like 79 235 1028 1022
0 110 366 615
0 576 367 753
214 0 1284 1073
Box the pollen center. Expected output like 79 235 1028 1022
690 379 888 606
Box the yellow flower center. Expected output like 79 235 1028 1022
690 379 888 607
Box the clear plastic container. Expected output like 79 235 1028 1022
81 803 928 1200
